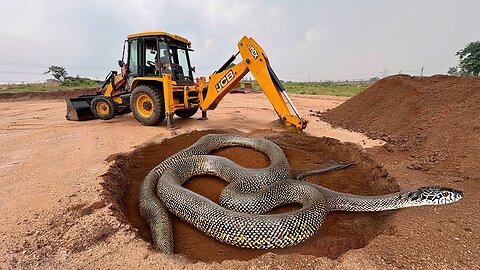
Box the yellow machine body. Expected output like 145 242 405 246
198 36 307 131
66 31 307 131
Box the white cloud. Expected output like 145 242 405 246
0 0 479 83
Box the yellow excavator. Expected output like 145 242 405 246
66 31 308 131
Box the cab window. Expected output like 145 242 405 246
128 40 138 74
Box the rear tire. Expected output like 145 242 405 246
90 96 116 120
130 85 165 126
174 107 199 118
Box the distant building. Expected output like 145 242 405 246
46 79 60 84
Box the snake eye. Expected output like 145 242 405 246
442 191 450 197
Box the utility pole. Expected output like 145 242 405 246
420 67 424 77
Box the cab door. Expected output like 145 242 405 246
127 38 140 76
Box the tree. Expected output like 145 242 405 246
449 41 480 76
448 66 471 76
447 66 460 76
44 66 68 81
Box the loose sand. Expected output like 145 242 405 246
0 79 477 269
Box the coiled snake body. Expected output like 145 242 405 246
139 134 463 254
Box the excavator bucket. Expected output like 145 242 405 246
65 95 98 121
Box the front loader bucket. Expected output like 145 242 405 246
65 95 98 121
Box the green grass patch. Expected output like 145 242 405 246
246 81 372 97
2 79 372 97
283 82 369 96
0 79 100 94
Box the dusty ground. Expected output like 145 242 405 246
0 81 477 269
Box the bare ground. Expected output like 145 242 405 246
0 89 477 269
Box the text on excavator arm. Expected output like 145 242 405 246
198 36 308 131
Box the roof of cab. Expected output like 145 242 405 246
127 31 191 44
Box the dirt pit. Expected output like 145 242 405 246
101 130 399 263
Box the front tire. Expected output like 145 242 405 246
90 96 116 120
130 85 165 126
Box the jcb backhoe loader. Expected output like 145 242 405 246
66 31 308 131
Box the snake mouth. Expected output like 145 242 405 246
101 130 399 263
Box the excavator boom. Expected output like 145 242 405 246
199 36 308 131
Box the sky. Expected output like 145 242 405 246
0 0 479 83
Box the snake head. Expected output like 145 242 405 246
407 186 463 206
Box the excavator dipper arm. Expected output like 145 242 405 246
198 36 308 131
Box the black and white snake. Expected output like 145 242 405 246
139 134 463 254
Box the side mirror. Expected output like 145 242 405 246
191 66 196 73
118 60 125 67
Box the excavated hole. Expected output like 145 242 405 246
101 130 399 263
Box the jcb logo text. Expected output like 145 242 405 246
215 70 235 92
247 43 259 59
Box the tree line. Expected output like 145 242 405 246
43 66 98 86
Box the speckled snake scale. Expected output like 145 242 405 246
139 134 463 254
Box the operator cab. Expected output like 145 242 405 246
120 31 195 85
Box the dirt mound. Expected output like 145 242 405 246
0 88 97 101
101 130 398 263
321 75 480 180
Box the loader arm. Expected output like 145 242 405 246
198 36 308 131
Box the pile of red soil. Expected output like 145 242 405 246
0 88 97 101
322 75 480 180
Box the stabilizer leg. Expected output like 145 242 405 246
166 113 175 129
198 110 208 121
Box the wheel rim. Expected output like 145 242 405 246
95 101 110 116
136 94 154 118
